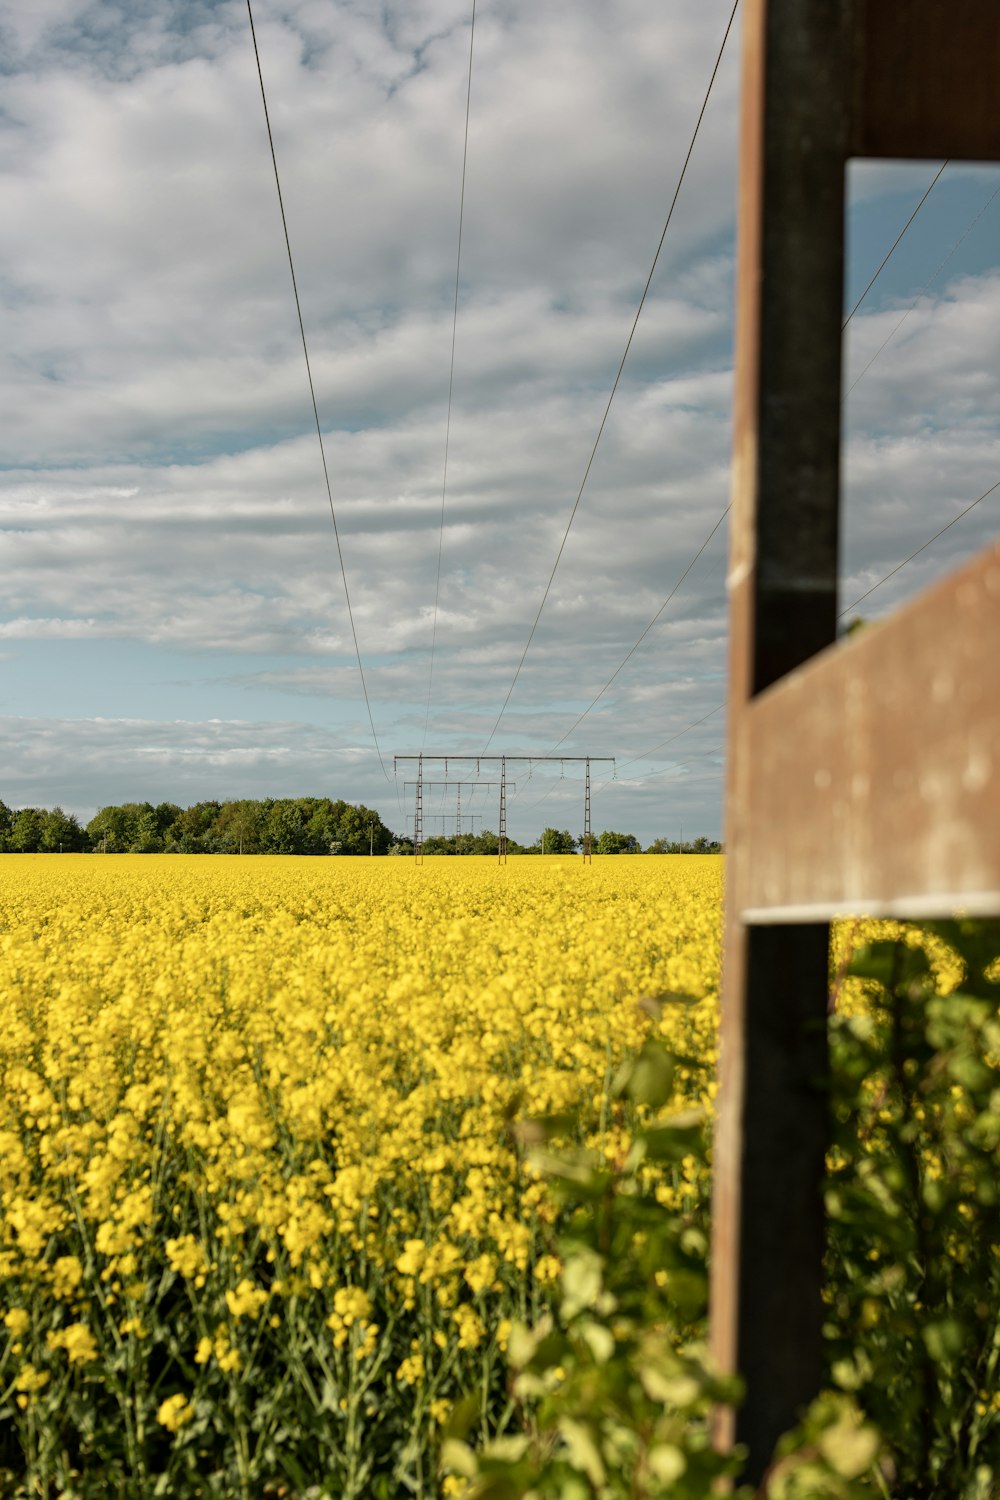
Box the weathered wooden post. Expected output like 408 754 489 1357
711 0 1000 1479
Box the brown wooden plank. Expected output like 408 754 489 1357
710 0 849 1473
852 0 1000 161
737 540 1000 923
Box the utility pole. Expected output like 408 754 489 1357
499 757 507 864
403 782 509 854
414 753 424 864
395 755 615 866
369 821 374 856
423 813 483 838
582 756 593 863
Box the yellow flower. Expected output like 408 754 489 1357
396 1351 425 1385
156 1393 195 1433
46 1323 99 1365
395 1239 426 1276
463 1253 498 1295
15 1364 50 1393
50 1256 84 1300
4 1308 30 1338
452 1303 485 1351
165 1235 207 1280
533 1254 562 1285
332 1286 372 1324
225 1278 268 1320
0 851 732 1462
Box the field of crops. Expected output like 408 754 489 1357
0 854 724 1497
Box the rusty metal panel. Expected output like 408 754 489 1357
736 540 1000 922
851 0 1000 161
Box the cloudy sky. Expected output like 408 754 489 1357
2 0 998 845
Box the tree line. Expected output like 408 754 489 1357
0 798 396 855
423 828 723 855
0 801 722 856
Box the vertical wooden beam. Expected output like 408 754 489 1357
710 0 851 1474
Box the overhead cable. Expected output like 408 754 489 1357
845 176 1000 397
246 0 389 779
842 161 948 328
479 0 741 754
535 161 963 765
423 0 478 748
542 504 730 757
606 472 999 778
840 476 1000 617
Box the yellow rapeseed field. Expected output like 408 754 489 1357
0 853 723 1497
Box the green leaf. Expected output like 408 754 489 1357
624 1041 676 1110
561 1248 605 1320
921 1318 966 1363
817 1417 880 1479
578 1317 615 1364
847 942 899 986
647 1444 687 1483
441 1438 479 1479
513 1113 579 1146
558 1416 606 1487
443 1391 483 1441
640 1110 705 1162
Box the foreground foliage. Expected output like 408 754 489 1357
452 921 999 1499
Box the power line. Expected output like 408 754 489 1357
617 702 725 773
531 160 962 767
845 176 1000 397
542 503 730 756
607 474 999 777
423 0 478 749
246 0 389 780
842 161 948 328
840 476 1000 617
479 0 741 754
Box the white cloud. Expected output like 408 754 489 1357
0 1 997 843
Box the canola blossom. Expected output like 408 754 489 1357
0 854 723 1497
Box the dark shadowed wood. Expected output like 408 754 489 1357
711 0 1000 1481
738 541 1000 922
852 0 1000 160
710 0 848 1471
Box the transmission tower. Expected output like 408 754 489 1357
395 755 614 865
403 781 510 843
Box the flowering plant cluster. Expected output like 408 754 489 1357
0 854 721 1496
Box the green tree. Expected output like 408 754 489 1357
595 830 640 854
154 803 183 841
540 828 577 854
259 800 307 855
40 807 86 852
87 805 128 852
214 800 264 854
9 808 44 852
328 800 392 855
0 800 14 851
130 807 162 853
164 802 222 853
86 802 161 852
